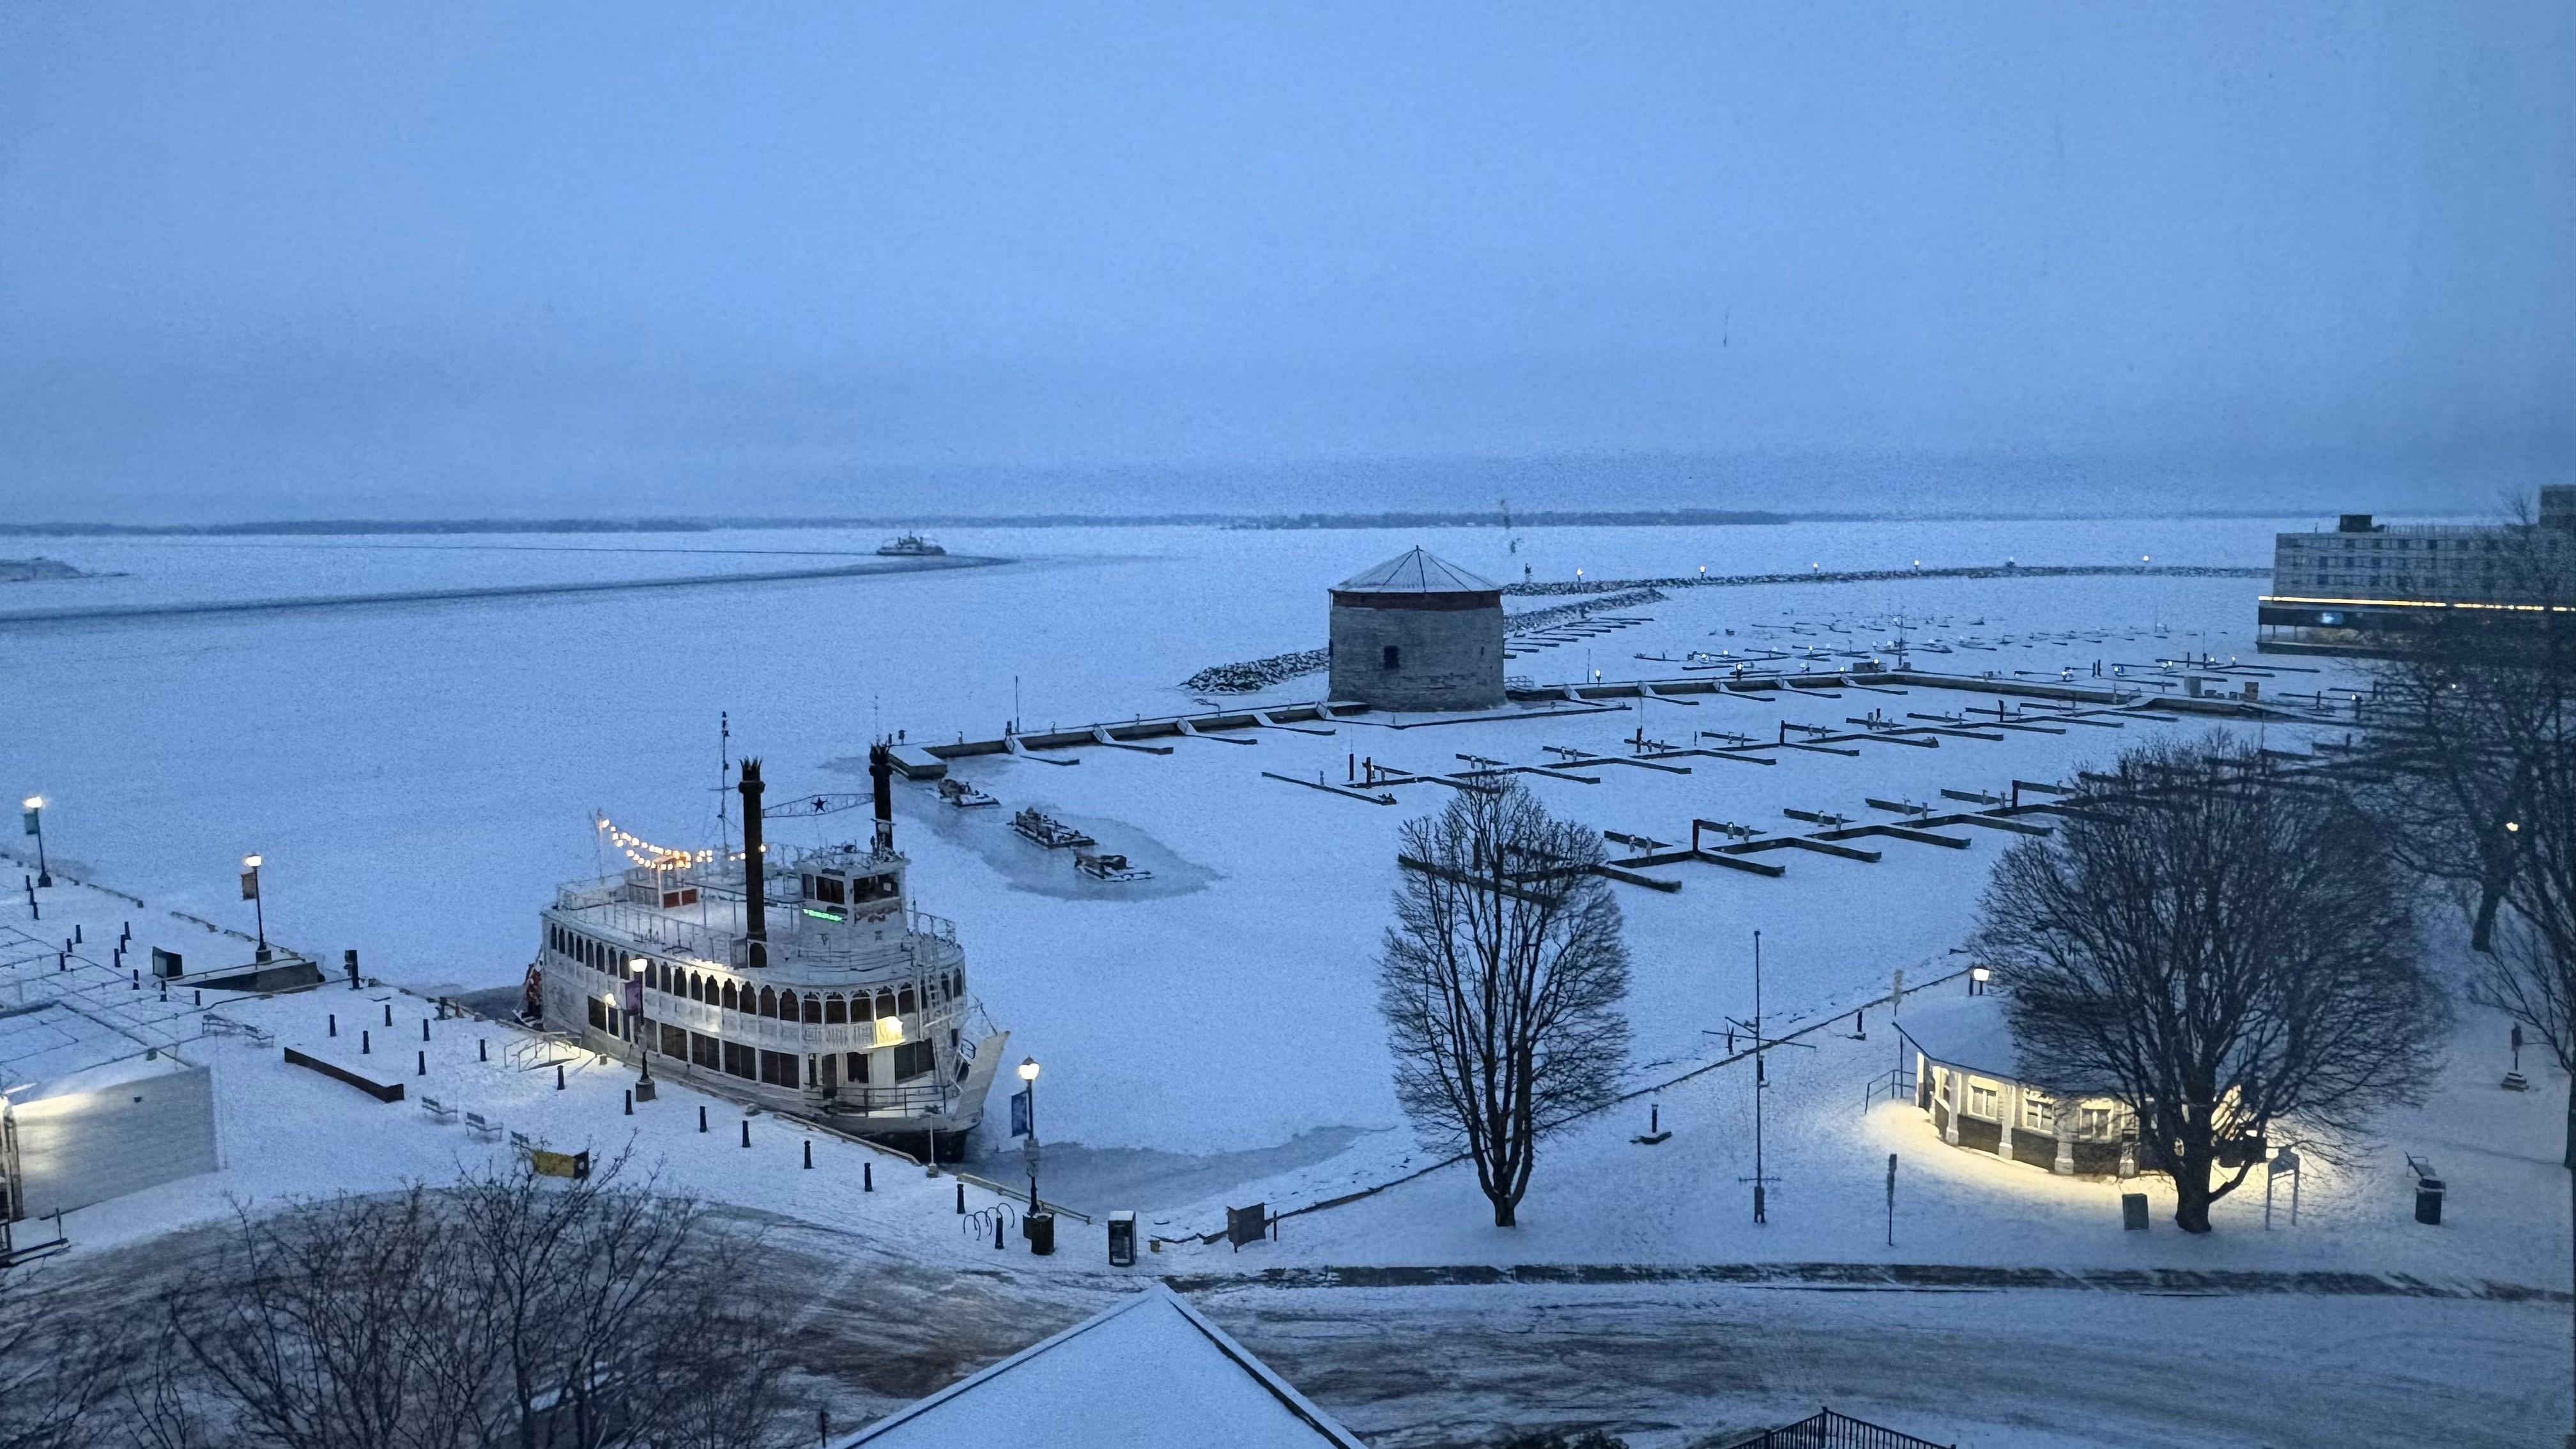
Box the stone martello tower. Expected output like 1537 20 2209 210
1326 547 1505 711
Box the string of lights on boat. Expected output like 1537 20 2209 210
592 815 756 871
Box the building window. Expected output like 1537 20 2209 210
659 1023 688 1059
852 991 875 1022
2022 1092 2055 1131
2080 1105 2115 1139
1381 645 1401 671
758 1049 799 1089
824 994 847 1025
691 1032 720 1069
1967 1083 2000 1119
759 986 778 1018
846 1051 871 1084
893 1040 933 1080
586 997 607 1029
897 985 917 1016
875 989 896 1021
721 979 738 1011
722 1040 755 1080
802 994 823 1025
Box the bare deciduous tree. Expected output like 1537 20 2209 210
1378 779 1630 1227
158 1184 494 1449
453 1154 789 1449
0 1266 114 1449
1976 735 2445 1233
140 1158 790 1449
2358 501 2576 1165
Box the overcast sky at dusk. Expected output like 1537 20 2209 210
3 3 2568 520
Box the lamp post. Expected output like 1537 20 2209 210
20 797 49 888
627 958 656 1100
241 854 270 962
1016 1057 1041 1211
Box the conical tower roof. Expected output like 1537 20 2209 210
1332 546 1500 595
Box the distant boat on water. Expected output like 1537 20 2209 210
877 533 946 557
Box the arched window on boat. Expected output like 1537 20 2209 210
897 984 916 1016
802 994 822 1024
687 973 703 1002
721 980 738 1011
874 989 896 1022
759 986 778 1018
851 992 874 1022
824 994 847 1025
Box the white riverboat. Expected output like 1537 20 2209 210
527 746 1005 1158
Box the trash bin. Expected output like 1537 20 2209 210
1026 1211 1056 1256
2414 1177 2444 1226
1108 1210 1137 1267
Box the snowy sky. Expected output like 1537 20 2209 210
1 3 2569 519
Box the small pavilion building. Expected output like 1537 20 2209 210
1326 547 1506 711
1895 992 2138 1179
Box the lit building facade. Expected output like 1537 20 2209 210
2257 487 2575 655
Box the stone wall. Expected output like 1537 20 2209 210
1328 599 1505 710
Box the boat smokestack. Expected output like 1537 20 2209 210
870 742 896 854
738 758 767 969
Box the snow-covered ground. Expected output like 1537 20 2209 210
6 514 2567 1442
0 520 2303 1177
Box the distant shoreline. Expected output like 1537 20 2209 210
0 507 2372 538
0 552 1004 627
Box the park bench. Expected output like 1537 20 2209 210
419 1094 458 1124
464 1110 502 1140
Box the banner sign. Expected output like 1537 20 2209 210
1009 1087 1032 1138
240 870 259 900
20 809 35 836
530 1148 592 1180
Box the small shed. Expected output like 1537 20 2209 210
1326 547 1505 712
1895 992 2136 1178
1 1003 220 1230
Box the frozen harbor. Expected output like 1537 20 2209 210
0 516 2411 1213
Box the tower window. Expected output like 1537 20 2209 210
1381 645 1401 670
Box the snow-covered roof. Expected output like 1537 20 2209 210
836 1286 1366 1448
1895 990 2120 1095
1332 547 1500 595
1893 990 2024 1080
0 999 162 1097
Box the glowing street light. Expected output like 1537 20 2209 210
1016 1057 1043 1214
628 956 655 1094
1970 965 1992 996
20 797 49 888
241 854 270 961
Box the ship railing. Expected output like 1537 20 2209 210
907 910 958 944
823 1082 963 1117
560 898 735 963
554 880 625 911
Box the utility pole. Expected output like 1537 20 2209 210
1716 930 1809 1224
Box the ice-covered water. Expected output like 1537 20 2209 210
0 515 2361 1206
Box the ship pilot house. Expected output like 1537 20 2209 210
533 746 1006 1157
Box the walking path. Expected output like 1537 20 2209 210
1163 1257 2570 1303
